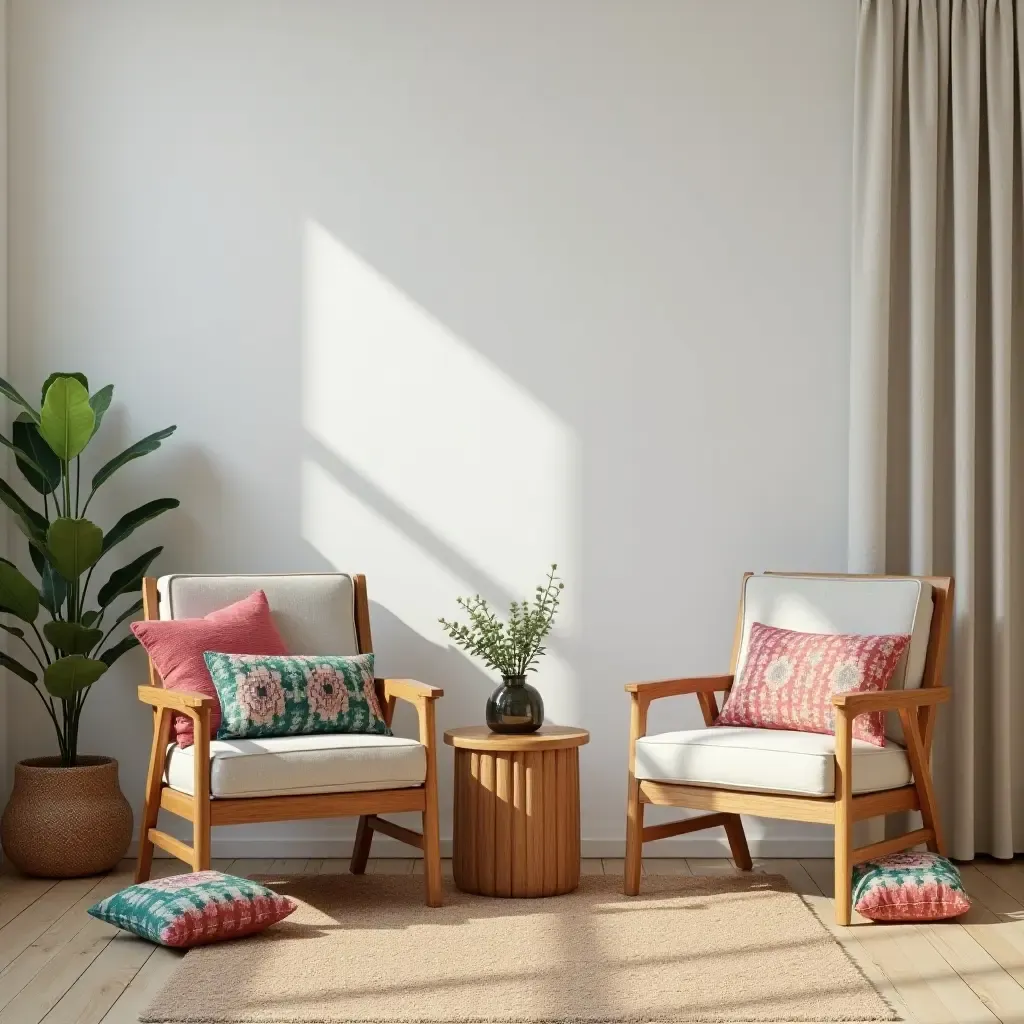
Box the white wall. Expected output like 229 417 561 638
7 0 856 857
0 1 8 808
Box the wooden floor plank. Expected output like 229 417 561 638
0 866 134 1012
922 918 1024 1024
227 859 274 878
0 915 121 1024
0 876 100 972
99 947 182 1024
268 859 308 875
40 931 156 1024
0 877 59 930
974 860 1024 905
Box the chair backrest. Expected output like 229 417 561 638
729 572 953 743
141 573 374 689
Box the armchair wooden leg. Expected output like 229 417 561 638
135 708 172 884
834 712 853 926
422 793 443 908
419 696 443 907
350 815 374 874
724 814 752 871
624 775 644 896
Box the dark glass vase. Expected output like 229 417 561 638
486 675 544 734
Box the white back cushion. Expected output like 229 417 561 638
157 574 360 656
734 574 934 743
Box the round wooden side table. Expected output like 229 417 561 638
443 725 590 898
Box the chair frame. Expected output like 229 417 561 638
624 572 953 924
134 574 445 906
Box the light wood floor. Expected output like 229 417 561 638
0 856 1021 1023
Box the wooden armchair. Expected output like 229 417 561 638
135 573 444 906
624 572 953 924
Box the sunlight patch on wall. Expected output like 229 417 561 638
301 221 578 718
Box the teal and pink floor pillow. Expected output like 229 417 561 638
88 871 296 947
852 851 970 921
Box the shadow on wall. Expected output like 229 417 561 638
299 221 580 732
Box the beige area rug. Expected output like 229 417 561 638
143 874 897 1023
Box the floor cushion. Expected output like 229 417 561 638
88 871 295 947
634 726 912 796
852 852 970 921
165 732 427 798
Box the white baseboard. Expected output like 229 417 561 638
136 834 837 860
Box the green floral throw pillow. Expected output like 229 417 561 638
203 652 391 739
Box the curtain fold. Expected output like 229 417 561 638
850 0 1023 860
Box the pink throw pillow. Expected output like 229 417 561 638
131 590 290 747
715 622 911 746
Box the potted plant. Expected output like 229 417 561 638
0 373 177 877
439 565 564 734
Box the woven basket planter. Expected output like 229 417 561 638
1 756 133 877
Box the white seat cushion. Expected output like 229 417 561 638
165 734 426 798
634 727 912 797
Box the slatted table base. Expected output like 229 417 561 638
452 743 583 897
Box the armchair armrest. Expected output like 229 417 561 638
625 675 733 702
137 686 217 712
832 686 951 716
380 678 444 704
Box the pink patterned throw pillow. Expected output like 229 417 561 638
88 871 296 947
852 852 970 921
715 623 911 746
131 590 290 747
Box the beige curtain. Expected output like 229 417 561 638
850 0 1024 860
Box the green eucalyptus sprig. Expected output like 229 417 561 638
0 372 178 767
439 564 564 679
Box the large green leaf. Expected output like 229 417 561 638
47 518 103 582
89 384 114 434
11 415 63 494
43 621 104 655
0 430 50 488
43 655 107 699
0 562 40 622
0 376 40 423
39 377 95 462
97 546 162 609
91 426 176 493
0 651 37 684
99 634 139 668
102 498 179 554
81 609 99 627
41 372 88 405
30 544 67 617
0 480 48 545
